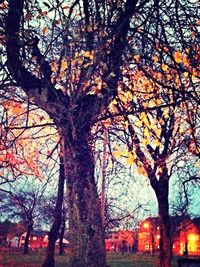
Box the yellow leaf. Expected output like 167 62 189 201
122 149 129 157
135 120 143 127
178 127 184 134
148 99 156 107
143 116 149 126
124 91 133 102
163 109 169 119
127 157 135 165
51 61 58 72
162 64 168 71
118 92 127 102
153 139 160 147
144 128 149 137
155 99 162 105
141 138 149 146
61 59 68 71
128 151 136 160
193 162 199 167
84 51 91 58
112 150 121 158
152 55 159 63
136 166 147 176
111 99 118 105
71 59 76 66
183 72 189 78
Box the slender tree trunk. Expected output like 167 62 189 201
59 212 66 256
23 225 32 254
154 179 171 267
62 129 106 267
42 156 65 267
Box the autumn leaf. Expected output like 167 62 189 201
136 166 147 176
162 64 168 71
86 25 93 32
153 139 160 147
112 150 121 158
135 120 143 127
12 105 22 116
51 61 58 72
133 55 140 62
174 51 183 63
141 138 149 146
102 118 111 128
152 55 159 63
84 51 91 58
127 156 135 165
42 27 49 35
61 59 68 71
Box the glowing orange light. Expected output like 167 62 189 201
143 222 149 229
188 234 196 242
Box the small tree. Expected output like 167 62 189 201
0 179 48 254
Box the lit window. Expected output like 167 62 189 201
33 237 37 241
143 222 149 229
188 234 196 242
156 234 160 239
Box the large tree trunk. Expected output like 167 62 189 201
42 157 65 267
62 129 106 267
23 224 32 254
154 179 171 267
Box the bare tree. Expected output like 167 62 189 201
0 179 48 254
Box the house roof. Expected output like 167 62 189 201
30 230 48 237
192 218 200 229
142 216 200 231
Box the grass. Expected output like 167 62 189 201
0 251 180 267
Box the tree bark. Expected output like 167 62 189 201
154 179 171 267
62 128 106 267
23 224 32 254
42 157 65 267
59 210 66 256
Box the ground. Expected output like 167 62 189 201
0 251 183 267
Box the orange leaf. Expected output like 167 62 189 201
51 61 58 72
42 27 49 35
61 59 68 71
162 64 168 71
174 51 183 63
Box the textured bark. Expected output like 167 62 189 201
23 225 32 254
59 214 66 256
5 2 133 266
154 179 171 267
42 235 56 267
42 159 65 267
62 129 106 267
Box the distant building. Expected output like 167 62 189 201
138 217 160 254
19 230 48 249
105 230 135 252
138 217 200 256
18 230 69 250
